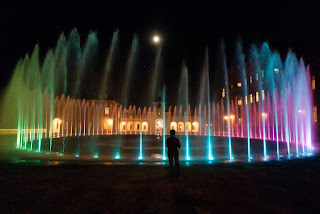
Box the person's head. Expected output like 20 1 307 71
170 129 175 136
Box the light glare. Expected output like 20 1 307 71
153 35 160 43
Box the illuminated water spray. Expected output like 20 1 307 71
251 45 267 159
220 41 233 160
162 86 167 160
236 41 251 160
100 30 119 102
139 130 143 160
204 49 214 160
181 64 190 160
305 66 313 153
274 92 280 158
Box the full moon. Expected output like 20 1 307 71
153 35 160 43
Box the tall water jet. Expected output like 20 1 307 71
122 34 139 107
219 40 233 160
179 62 190 160
73 31 98 98
67 28 81 95
22 55 30 150
31 46 42 152
265 50 282 159
235 40 251 160
200 48 214 160
251 45 267 159
138 107 143 160
283 51 298 156
100 30 119 98
54 33 68 153
14 61 24 149
42 50 55 152
304 66 313 153
76 32 98 156
162 86 166 160
150 44 162 103
54 33 68 96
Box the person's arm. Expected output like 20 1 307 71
177 139 181 149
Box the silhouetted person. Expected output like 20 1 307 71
167 129 181 179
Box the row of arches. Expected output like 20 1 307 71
117 121 199 133
170 122 199 132
120 122 149 132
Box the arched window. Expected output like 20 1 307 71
178 122 184 132
134 122 141 131
185 122 192 132
52 118 62 134
127 122 133 131
192 122 199 132
142 122 148 131
120 122 126 131
170 122 177 131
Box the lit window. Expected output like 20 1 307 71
312 76 316 90
231 85 233 88
250 94 253 103
256 73 258 80
237 82 242 87
256 92 259 102
274 68 279 73
222 88 225 98
245 96 248 104
262 90 265 100
262 70 264 78
250 76 252 83
238 99 242 106
239 118 242 124
105 107 109 115
104 122 107 129
313 106 317 122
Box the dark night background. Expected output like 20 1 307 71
1 0 320 107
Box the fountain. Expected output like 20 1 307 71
0 29 315 163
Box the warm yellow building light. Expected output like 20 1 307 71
224 115 235 120
261 113 267 118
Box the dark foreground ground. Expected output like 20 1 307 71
1 155 320 213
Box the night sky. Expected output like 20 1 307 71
1 0 320 107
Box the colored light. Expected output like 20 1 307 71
115 153 120 160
